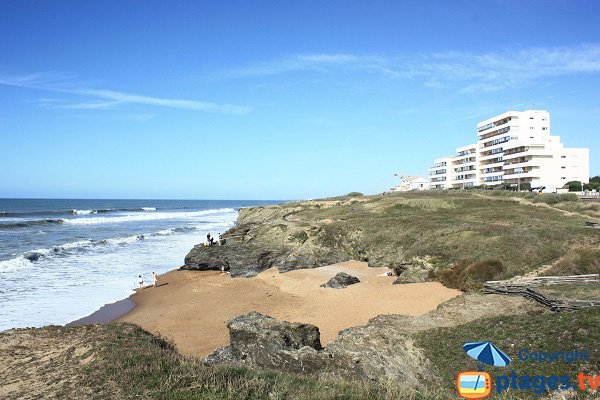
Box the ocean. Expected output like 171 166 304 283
0 198 279 331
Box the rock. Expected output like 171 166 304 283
206 312 337 374
181 208 361 277
393 268 430 284
320 272 360 288
205 312 432 387
392 258 434 284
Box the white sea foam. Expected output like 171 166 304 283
71 209 97 215
62 208 235 225
0 256 33 273
140 207 156 211
0 221 229 273
100 235 145 246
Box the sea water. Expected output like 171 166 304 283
0 199 279 330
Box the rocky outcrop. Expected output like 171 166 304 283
205 294 546 386
320 272 360 288
206 312 344 375
181 199 442 278
392 258 434 284
205 312 434 387
181 203 365 277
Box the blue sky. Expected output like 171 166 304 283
1 0 599 199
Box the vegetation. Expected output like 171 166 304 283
68 324 454 399
536 283 600 301
437 258 505 291
542 246 600 276
416 308 600 399
563 180 600 191
306 191 600 279
346 191 364 197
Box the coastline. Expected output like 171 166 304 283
66 296 137 327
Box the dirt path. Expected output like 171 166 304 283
118 261 461 358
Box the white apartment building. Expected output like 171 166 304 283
430 110 589 189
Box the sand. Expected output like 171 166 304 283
118 261 462 358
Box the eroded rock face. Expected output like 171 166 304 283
205 312 434 387
320 272 360 288
181 205 362 277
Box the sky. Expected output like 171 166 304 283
1 0 599 200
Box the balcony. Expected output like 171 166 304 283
430 170 447 176
480 152 504 161
478 125 512 141
481 158 504 167
483 176 504 183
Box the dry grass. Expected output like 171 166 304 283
303 191 600 280
542 246 600 276
81 324 454 399
437 258 505 290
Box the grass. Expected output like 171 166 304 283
416 308 600 399
536 284 600 301
296 192 600 280
542 246 600 276
79 323 454 400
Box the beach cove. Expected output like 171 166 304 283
117 261 462 358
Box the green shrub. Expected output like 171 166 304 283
531 193 579 205
531 193 561 204
346 192 363 197
437 258 505 291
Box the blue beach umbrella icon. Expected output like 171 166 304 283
463 341 511 367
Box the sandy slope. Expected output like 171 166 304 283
118 261 461 358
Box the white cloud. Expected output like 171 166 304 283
0 74 251 115
223 44 600 91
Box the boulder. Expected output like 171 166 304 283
183 243 282 277
393 268 430 284
205 312 334 374
320 272 360 288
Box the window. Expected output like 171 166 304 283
561 166 566 169
530 117 534 119
561 155 566 158
542 127 547 130
561 177 566 180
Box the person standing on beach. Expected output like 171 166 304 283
138 275 144 289
152 272 158 287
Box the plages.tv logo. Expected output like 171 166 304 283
457 341 511 399
457 371 491 399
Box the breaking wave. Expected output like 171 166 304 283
0 219 64 229
0 208 235 229
62 208 235 225
0 219 233 273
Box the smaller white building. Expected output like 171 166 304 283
390 176 430 192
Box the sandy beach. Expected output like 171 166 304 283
117 261 462 358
